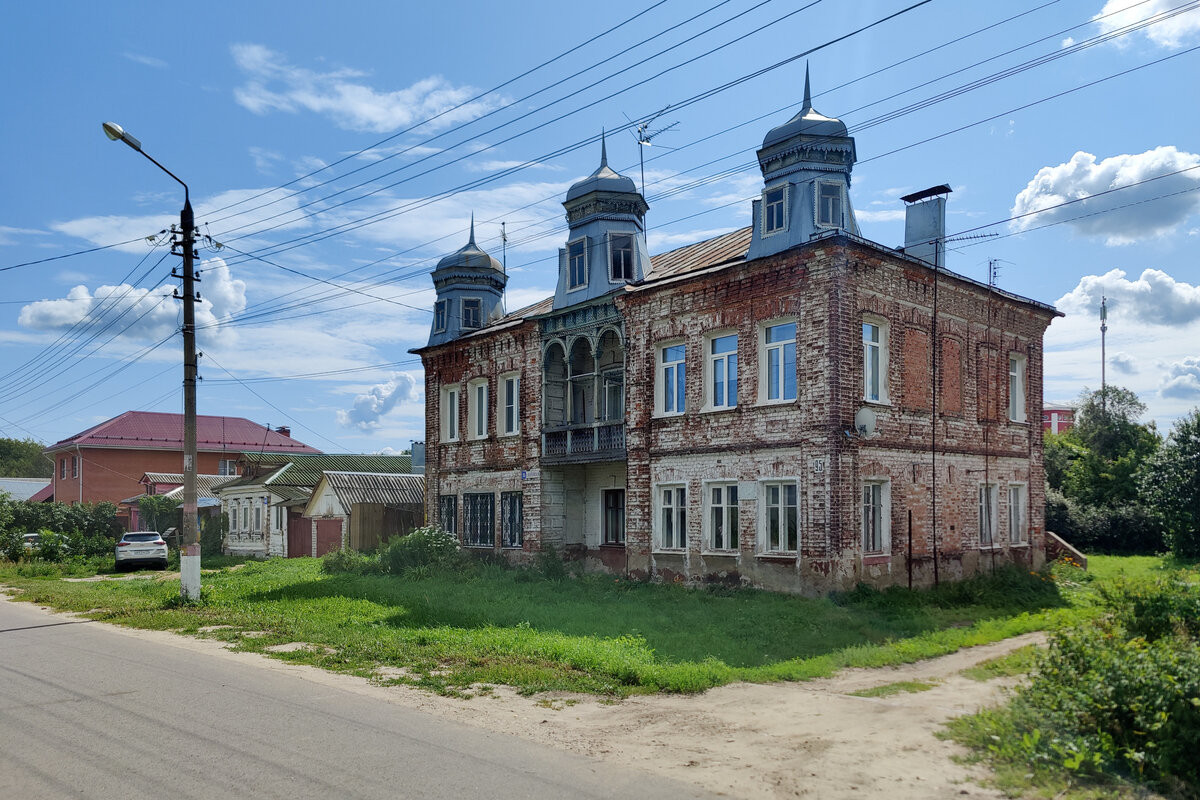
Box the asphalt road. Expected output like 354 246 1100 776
0 596 716 800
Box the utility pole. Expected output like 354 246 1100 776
1100 295 1108 415
103 121 201 599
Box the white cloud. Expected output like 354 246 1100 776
1110 351 1138 374
1011 147 1200 245
249 146 283 174
0 225 49 246
1061 36 1076 47
231 43 506 134
1094 0 1200 49
463 159 565 173
18 257 246 348
855 209 906 223
337 372 422 430
1161 356 1200 399
52 187 313 251
123 52 168 69
1056 268 1200 326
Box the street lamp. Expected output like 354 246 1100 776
102 121 201 600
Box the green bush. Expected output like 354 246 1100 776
954 574 1200 795
0 529 22 562
380 526 462 574
321 547 381 576
1045 489 1164 555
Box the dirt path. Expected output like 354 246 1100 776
2 593 1038 799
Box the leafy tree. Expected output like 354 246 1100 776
0 437 53 478
1044 432 1085 492
1140 408 1200 558
137 494 180 533
1061 386 1160 508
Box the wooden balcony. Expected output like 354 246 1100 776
541 422 626 464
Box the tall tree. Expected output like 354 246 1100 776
1140 408 1200 557
1063 387 1160 507
0 437 53 478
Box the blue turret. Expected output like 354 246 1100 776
427 216 507 347
746 65 859 261
553 135 650 309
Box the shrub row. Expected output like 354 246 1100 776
1045 489 1164 555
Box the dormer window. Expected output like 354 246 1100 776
568 239 587 290
434 300 447 332
461 298 482 329
610 233 634 282
817 182 843 228
763 186 787 235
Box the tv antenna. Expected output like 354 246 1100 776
628 107 678 197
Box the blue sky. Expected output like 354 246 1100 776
2 0 1198 455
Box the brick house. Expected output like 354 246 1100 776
44 411 318 526
413 72 1061 594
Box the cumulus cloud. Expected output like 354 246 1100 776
1094 0 1200 49
1161 356 1200 399
18 257 246 347
1110 351 1138 374
855 209 906 223
1011 147 1200 244
1056 268 1200 326
231 43 505 133
337 372 421 430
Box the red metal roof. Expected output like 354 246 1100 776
46 411 321 454
29 484 54 502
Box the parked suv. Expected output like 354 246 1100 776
115 532 168 571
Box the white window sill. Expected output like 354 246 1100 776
701 405 738 414
756 398 796 407
653 412 686 420
756 551 797 560
652 548 687 556
862 398 891 407
702 549 738 557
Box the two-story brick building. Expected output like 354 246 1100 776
414 72 1061 594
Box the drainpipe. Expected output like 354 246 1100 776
76 444 83 504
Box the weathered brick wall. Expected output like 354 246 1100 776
616 235 1054 593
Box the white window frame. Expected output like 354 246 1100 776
704 481 739 553
862 479 890 555
608 231 635 283
567 237 588 290
218 458 238 477
433 299 447 333
461 297 482 330
761 184 788 236
705 332 738 411
441 384 460 443
1008 353 1027 423
654 484 688 552
862 317 890 404
760 320 797 404
499 373 520 436
468 378 488 440
815 181 844 228
759 479 799 555
71 455 79 478
1008 483 1028 545
979 483 999 548
656 342 686 417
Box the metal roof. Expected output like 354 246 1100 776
45 411 320 455
320 471 425 507
224 453 414 490
644 226 753 282
0 477 51 501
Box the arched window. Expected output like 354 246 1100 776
543 343 568 426
597 330 625 422
569 338 595 425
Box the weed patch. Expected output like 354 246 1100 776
849 680 937 698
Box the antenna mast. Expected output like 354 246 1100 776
633 108 678 199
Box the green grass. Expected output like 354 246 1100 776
848 679 937 697
0 554 1112 697
959 644 1038 682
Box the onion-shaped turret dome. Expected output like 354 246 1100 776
761 65 848 148
435 216 502 272
565 134 638 202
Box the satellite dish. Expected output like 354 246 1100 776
854 407 877 438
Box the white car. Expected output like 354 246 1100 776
115 532 168 571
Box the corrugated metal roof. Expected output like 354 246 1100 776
228 453 414 489
156 474 228 500
45 411 320 455
644 226 752 281
322 471 425 507
0 477 51 501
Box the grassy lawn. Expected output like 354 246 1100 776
0 553 1135 697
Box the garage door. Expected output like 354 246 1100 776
287 512 311 558
315 518 343 556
